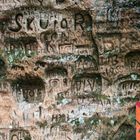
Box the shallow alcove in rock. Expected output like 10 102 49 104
0 58 8 94
45 66 68 77
0 58 6 77
9 128 31 140
45 66 68 93
112 123 135 140
4 36 39 65
75 55 98 71
125 50 140 71
11 74 45 103
71 73 102 99
116 74 140 99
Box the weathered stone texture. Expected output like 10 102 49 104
0 0 139 139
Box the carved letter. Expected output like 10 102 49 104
40 19 49 29
27 17 34 30
61 18 68 29
74 13 84 30
8 13 23 32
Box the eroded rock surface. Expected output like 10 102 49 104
0 0 139 139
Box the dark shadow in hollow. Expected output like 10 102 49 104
45 66 68 77
10 128 31 140
71 73 102 98
11 74 45 103
125 50 140 69
113 123 135 140
0 58 6 77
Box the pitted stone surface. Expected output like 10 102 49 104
0 0 139 140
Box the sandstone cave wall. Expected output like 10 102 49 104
0 0 139 140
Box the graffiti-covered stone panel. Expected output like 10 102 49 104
0 0 139 139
